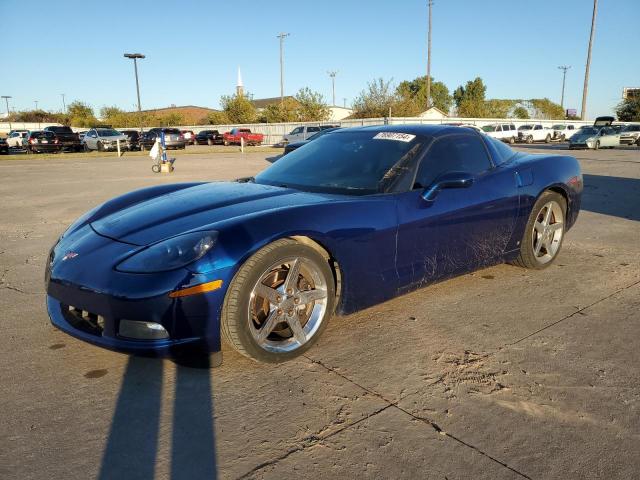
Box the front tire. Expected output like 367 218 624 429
207 138 213 146
526 135 533 144
221 238 336 363
545 134 551 143
511 191 567 269
97 141 104 152
594 140 600 150
509 136 515 144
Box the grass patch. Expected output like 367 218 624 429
0 146 284 161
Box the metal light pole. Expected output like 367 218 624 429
34 100 39 110
581 0 598 120
343 98 347 108
61 93 66 113
425 0 433 109
1 95 11 131
124 53 145 131
328 71 337 106
277 33 290 106
557 66 570 110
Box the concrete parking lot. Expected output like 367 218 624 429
1 145 639 479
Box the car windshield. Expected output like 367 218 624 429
625 125 640 132
481 125 497 132
96 129 121 136
255 130 427 195
519 125 533 130
579 127 599 135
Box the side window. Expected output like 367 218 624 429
291 127 303 134
534 125 542 130
414 135 492 189
568 125 574 130
502 124 510 131
307 126 320 133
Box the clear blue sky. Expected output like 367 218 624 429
2 0 638 118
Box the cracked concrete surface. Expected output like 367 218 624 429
0 146 639 479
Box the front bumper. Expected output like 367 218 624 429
619 136 639 145
45 226 232 356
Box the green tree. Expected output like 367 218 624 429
529 98 565 119
352 78 398 118
295 88 330 121
205 110 229 125
259 98 299 123
66 101 98 127
513 106 530 119
100 106 131 127
220 94 256 124
485 99 516 118
396 76 452 113
615 96 640 122
453 77 487 117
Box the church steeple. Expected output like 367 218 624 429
236 67 244 97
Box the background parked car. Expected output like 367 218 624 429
195 130 224 145
23 131 63 153
517 124 554 143
139 128 186 150
551 124 577 141
569 126 621 150
43 126 82 151
120 130 141 150
283 127 341 155
619 124 640 145
481 123 517 144
0 137 8 154
6 130 28 148
181 130 197 145
223 128 263 146
83 128 128 151
282 125 338 144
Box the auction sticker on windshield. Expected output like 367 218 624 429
373 132 416 142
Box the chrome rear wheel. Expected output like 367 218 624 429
531 200 564 265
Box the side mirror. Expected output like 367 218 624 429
421 172 475 203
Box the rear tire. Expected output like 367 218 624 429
594 140 600 150
510 191 567 270
526 136 533 144
221 238 336 363
207 139 213 146
545 134 551 143
509 136 515 144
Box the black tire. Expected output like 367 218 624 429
560 134 566 142
526 135 533 144
223 140 229 146
97 141 104 152
151 164 160 173
509 136 515 144
510 190 567 270
221 238 336 363
545 134 551 143
207 138 213 146
83 143 90 152
594 140 600 150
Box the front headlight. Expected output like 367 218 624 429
116 231 217 273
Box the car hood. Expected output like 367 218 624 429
91 181 335 245
99 134 127 141
570 133 596 142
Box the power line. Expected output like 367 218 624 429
581 0 598 120
558 66 571 110
277 33 290 106
328 71 338 106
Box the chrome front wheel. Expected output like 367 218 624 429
531 200 564 265
221 239 336 363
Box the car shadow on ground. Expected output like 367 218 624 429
98 356 218 479
581 174 640 222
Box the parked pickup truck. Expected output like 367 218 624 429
223 128 264 146
43 126 82 151
517 124 554 144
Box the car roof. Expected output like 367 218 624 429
336 123 474 138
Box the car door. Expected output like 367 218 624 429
395 133 519 288
601 127 618 147
84 130 96 149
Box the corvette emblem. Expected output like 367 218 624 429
62 251 79 261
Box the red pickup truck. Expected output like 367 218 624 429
223 128 264 146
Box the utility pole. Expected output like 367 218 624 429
557 66 570 110
581 0 598 120
328 71 337 106
34 100 39 110
1 95 11 131
277 33 290 107
343 98 347 108
426 0 433 109
60 93 66 113
124 53 145 132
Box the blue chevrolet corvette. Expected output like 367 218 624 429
46 125 582 363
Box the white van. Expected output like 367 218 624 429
481 123 518 144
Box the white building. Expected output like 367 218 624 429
418 106 448 120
